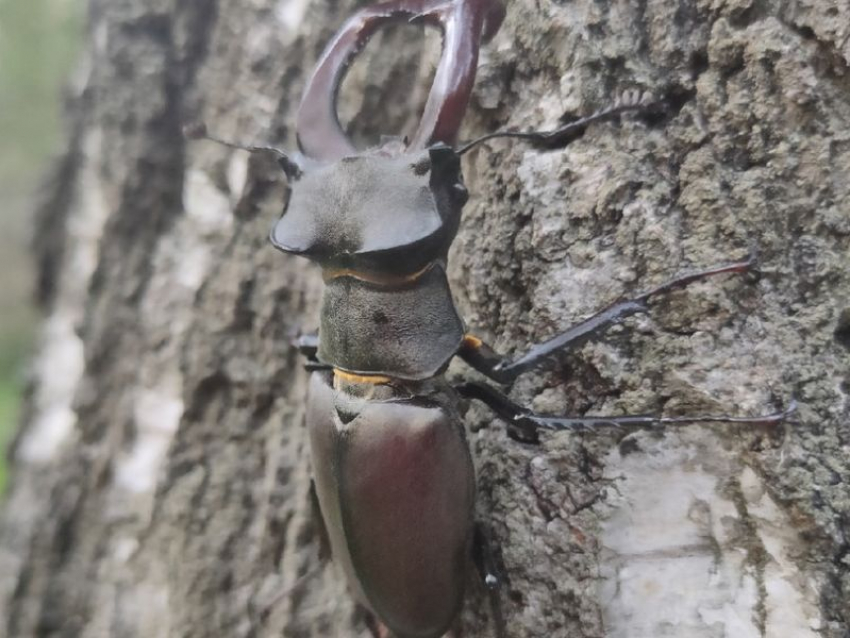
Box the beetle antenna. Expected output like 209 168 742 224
456 90 663 155
183 121 302 179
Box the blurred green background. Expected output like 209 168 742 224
0 0 82 491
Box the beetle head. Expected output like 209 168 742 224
185 0 504 276
270 142 467 275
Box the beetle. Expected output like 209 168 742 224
187 0 794 635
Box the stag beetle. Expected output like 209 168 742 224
188 0 794 635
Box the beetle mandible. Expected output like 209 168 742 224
188 0 795 635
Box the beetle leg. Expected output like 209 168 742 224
294 333 319 360
459 259 756 384
472 524 507 638
363 613 389 638
297 0 505 159
456 89 663 154
457 381 796 444
309 479 333 562
246 483 329 628
294 333 334 372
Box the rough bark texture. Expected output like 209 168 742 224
1 0 848 637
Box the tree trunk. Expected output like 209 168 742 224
1 0 848 636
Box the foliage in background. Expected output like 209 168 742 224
0 0 82 490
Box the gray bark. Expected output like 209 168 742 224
1 0 848 637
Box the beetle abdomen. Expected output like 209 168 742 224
318 264 464 380
307 372 475 638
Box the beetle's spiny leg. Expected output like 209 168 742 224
472 524 502 591
293 333 333 372
472 523 507 638
460 258 756 384
294 332 319 360
297 0 505 159
247 556 327 627
458 295 647 384
520 402 797 434
457 381 797 444
456 89 662 155
635 257 754 303
304 363 333 374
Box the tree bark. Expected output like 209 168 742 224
1 0 848 637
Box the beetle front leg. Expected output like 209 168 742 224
457 381 795 443
294 333 318 359
293 333 334 372
459 258 755 385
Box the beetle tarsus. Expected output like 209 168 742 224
635 258 752 302
460 259 756 384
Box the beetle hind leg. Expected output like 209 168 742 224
457 381 796 444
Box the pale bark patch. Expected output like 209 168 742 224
600 433 822 638
18 129 108 464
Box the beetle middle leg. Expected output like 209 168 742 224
458 258 754 385
457 381 796 443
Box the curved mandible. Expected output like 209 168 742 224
408 0 504 150
296 0 505 161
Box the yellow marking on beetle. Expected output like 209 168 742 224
333 369 393 385
462 334 483 350
323 262 434 286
